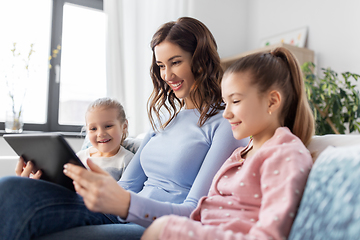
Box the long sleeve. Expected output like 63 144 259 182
126 118 247 227
118 110 247 227
159 127 313 240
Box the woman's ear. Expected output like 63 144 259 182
267 90 281 115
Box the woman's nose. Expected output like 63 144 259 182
163 68 174 82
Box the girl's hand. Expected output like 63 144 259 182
15 157 42 179
141 216 169 240
63 158 130 218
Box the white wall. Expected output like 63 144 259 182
247 0 360 76
188 0 360 80
188 0 250 58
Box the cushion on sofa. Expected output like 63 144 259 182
289 145 360 240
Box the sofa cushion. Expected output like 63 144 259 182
288 145 360 240
307 134 360 162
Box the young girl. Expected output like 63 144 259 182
141 47 315 240
0 17 246 240
76 97 134 181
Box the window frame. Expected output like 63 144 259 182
0 0 103 133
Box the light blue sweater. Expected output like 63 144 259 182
118 109 248 227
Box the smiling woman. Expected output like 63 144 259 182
0 17 247 240
154 41 196 109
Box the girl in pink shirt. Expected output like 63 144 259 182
141 47 315 240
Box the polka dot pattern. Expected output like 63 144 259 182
161 128 313 240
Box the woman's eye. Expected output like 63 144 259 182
233 100 240 104
172 61 181 66
157 64 165 70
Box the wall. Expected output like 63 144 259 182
188 0 249 58
247 0 360 76
189 0 360 80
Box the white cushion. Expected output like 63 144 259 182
307 134 360 162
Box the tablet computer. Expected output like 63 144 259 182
3 133 86 192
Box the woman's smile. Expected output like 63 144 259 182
169 80 184 91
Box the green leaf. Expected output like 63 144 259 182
302 62 360 134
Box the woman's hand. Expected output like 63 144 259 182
63 159 130 218
141 216 169 240
15 157 42 179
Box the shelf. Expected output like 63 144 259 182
221 43 314 70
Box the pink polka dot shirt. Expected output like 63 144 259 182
159 127 313 240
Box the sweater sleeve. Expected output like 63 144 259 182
159 138 312 240
125 120 248 227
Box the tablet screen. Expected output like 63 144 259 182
3 133 85 192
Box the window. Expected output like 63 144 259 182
0 0 105 133
0 0 52 125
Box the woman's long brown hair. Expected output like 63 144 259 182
148 17 224 131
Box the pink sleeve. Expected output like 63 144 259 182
159 141 312 240
160 215 253 240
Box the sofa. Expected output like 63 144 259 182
1 134 360 239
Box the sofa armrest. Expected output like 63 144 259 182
307 134 360 161
0 156 19 177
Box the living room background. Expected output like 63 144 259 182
1 0 359 137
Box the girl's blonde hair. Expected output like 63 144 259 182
224 47 315 146
86 97 128 144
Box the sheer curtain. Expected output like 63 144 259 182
104 0 189 137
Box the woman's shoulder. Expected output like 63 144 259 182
202 109 226 125
169 108 225 128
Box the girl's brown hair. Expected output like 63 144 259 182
148 17 224 131
86 97 128 144
224 47 315 146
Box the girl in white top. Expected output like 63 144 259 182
76 97 134 180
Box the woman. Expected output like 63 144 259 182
0 17 246 240
142 47 315 240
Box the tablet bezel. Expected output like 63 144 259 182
3 133 85 192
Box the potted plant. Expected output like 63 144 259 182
302 62 360 135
